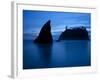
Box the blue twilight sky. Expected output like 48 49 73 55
23 10 91 35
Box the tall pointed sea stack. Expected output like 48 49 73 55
34 20 53 43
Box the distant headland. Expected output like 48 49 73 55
57 26 89 41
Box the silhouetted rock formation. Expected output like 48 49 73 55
34 20 53 43
58 26 89 41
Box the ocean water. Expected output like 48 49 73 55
23 39 91 69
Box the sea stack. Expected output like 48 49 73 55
34 20 53 43
58 26 89 41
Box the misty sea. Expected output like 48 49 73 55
23 36 91 69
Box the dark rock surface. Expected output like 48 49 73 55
58 26 89 41
34 20 53 43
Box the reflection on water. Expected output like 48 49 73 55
35 44 52 67
23 40 91 69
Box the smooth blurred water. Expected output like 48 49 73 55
23 40 91 69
